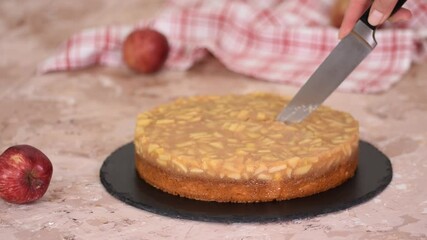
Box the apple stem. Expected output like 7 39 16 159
27 171 43 190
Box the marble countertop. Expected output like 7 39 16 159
1 1 426 239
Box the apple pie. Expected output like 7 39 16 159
134 93 358 202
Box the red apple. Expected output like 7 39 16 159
0 145 53 204
122 28 170 74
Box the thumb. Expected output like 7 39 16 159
368 0 398 26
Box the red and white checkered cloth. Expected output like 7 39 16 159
39 0 427 93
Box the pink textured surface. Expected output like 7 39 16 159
0 0 426 239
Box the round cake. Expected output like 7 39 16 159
134 93 359 203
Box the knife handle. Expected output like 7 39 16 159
360 0 407 30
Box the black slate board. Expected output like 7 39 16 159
100 140 392 223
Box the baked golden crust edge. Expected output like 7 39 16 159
135 148 358 203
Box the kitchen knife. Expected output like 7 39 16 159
277 0 406 123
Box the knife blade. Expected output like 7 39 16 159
277 0 406 123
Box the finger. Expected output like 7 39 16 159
339 0 371 39
388 8 412 22
368 0 399 26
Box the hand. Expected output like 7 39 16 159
338 0 412 39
